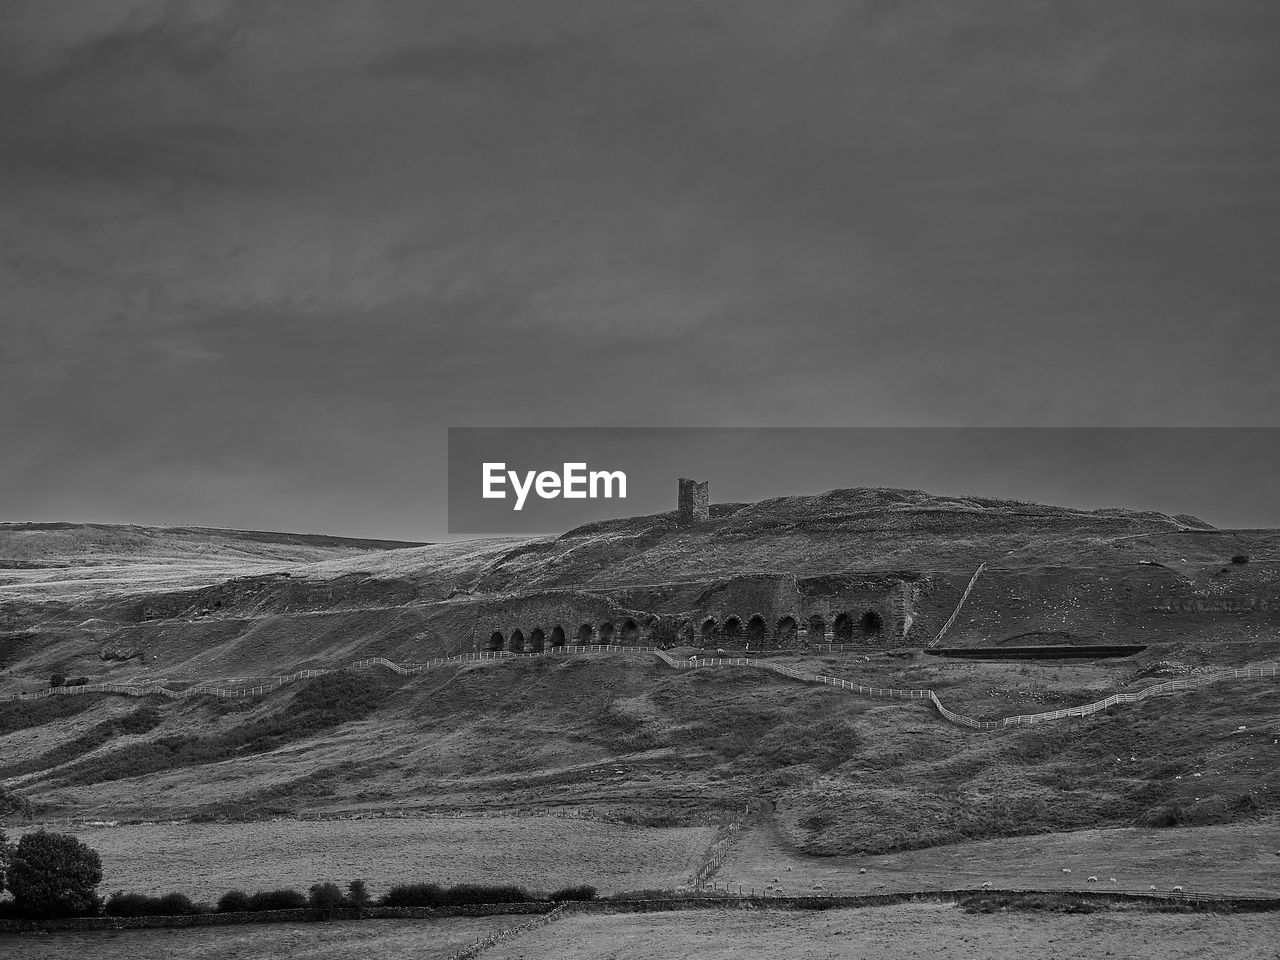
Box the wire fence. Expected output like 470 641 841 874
654 650 1280 730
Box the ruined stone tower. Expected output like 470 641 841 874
677 478 710 526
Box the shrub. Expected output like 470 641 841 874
7 830 103 917
247 888 307 911
67 677 90 688
346 879 370 908
381 882 445 908
308 881 345 919
49 675 66 689
1231 554 1250 564
549 884 597 902
217 889 252 913
445 883 532 905
105 891 155 917
156 891 199 915
105 890 201 917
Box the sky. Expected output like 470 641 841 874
2 1 1279 538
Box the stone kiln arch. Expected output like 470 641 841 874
808 615 826 642
859 610 883 638
777 615 798 645
833 613 853 642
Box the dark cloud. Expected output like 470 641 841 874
1 1 1278 537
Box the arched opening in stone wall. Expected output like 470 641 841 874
550 625 566 648
620 618 639 643
680 621 695 645
598 621 615 644
643 616 662 645
700 618 717 643
807 615 826 642
488 631 505 651
576 623 594 644
529 627 546 652
777 616 798 645
723 616 743 642
746 614 767 645
510 628 526 653
833 613 853 641
859 610 883 639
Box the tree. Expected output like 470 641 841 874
308 881 345 920
346 879 370 909
7 830 103 917
49 674 66 689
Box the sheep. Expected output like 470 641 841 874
1087 876 1098 883
858 868 867 874
1108 877 1117 883
1061 868 1072 874
981 881 992 889
1150 885 1157 891
1173 885 1184 893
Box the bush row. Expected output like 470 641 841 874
96 880 597 919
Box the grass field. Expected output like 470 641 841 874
713 817 1280 898
483 904 1280 960
23 815 716 899
0 915 516 960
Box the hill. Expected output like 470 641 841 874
0 487 1276 692
1 485 1278 900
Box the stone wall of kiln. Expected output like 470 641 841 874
462 572 923 652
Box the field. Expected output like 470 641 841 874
713 817 1280 898
483 904 1280 960
0 915 516 960
20 815 716 899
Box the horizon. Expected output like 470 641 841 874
4 475 1276 543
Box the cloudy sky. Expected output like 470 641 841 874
2 1 1278 538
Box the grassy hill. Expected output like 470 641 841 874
3 652 1277 858
1 486 1277 893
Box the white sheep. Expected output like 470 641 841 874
981 881 992 889
1087 876 1098 883
1062 868 1072 874
1108 877 1117 883
858 868 866 874
1173 885 1184 893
